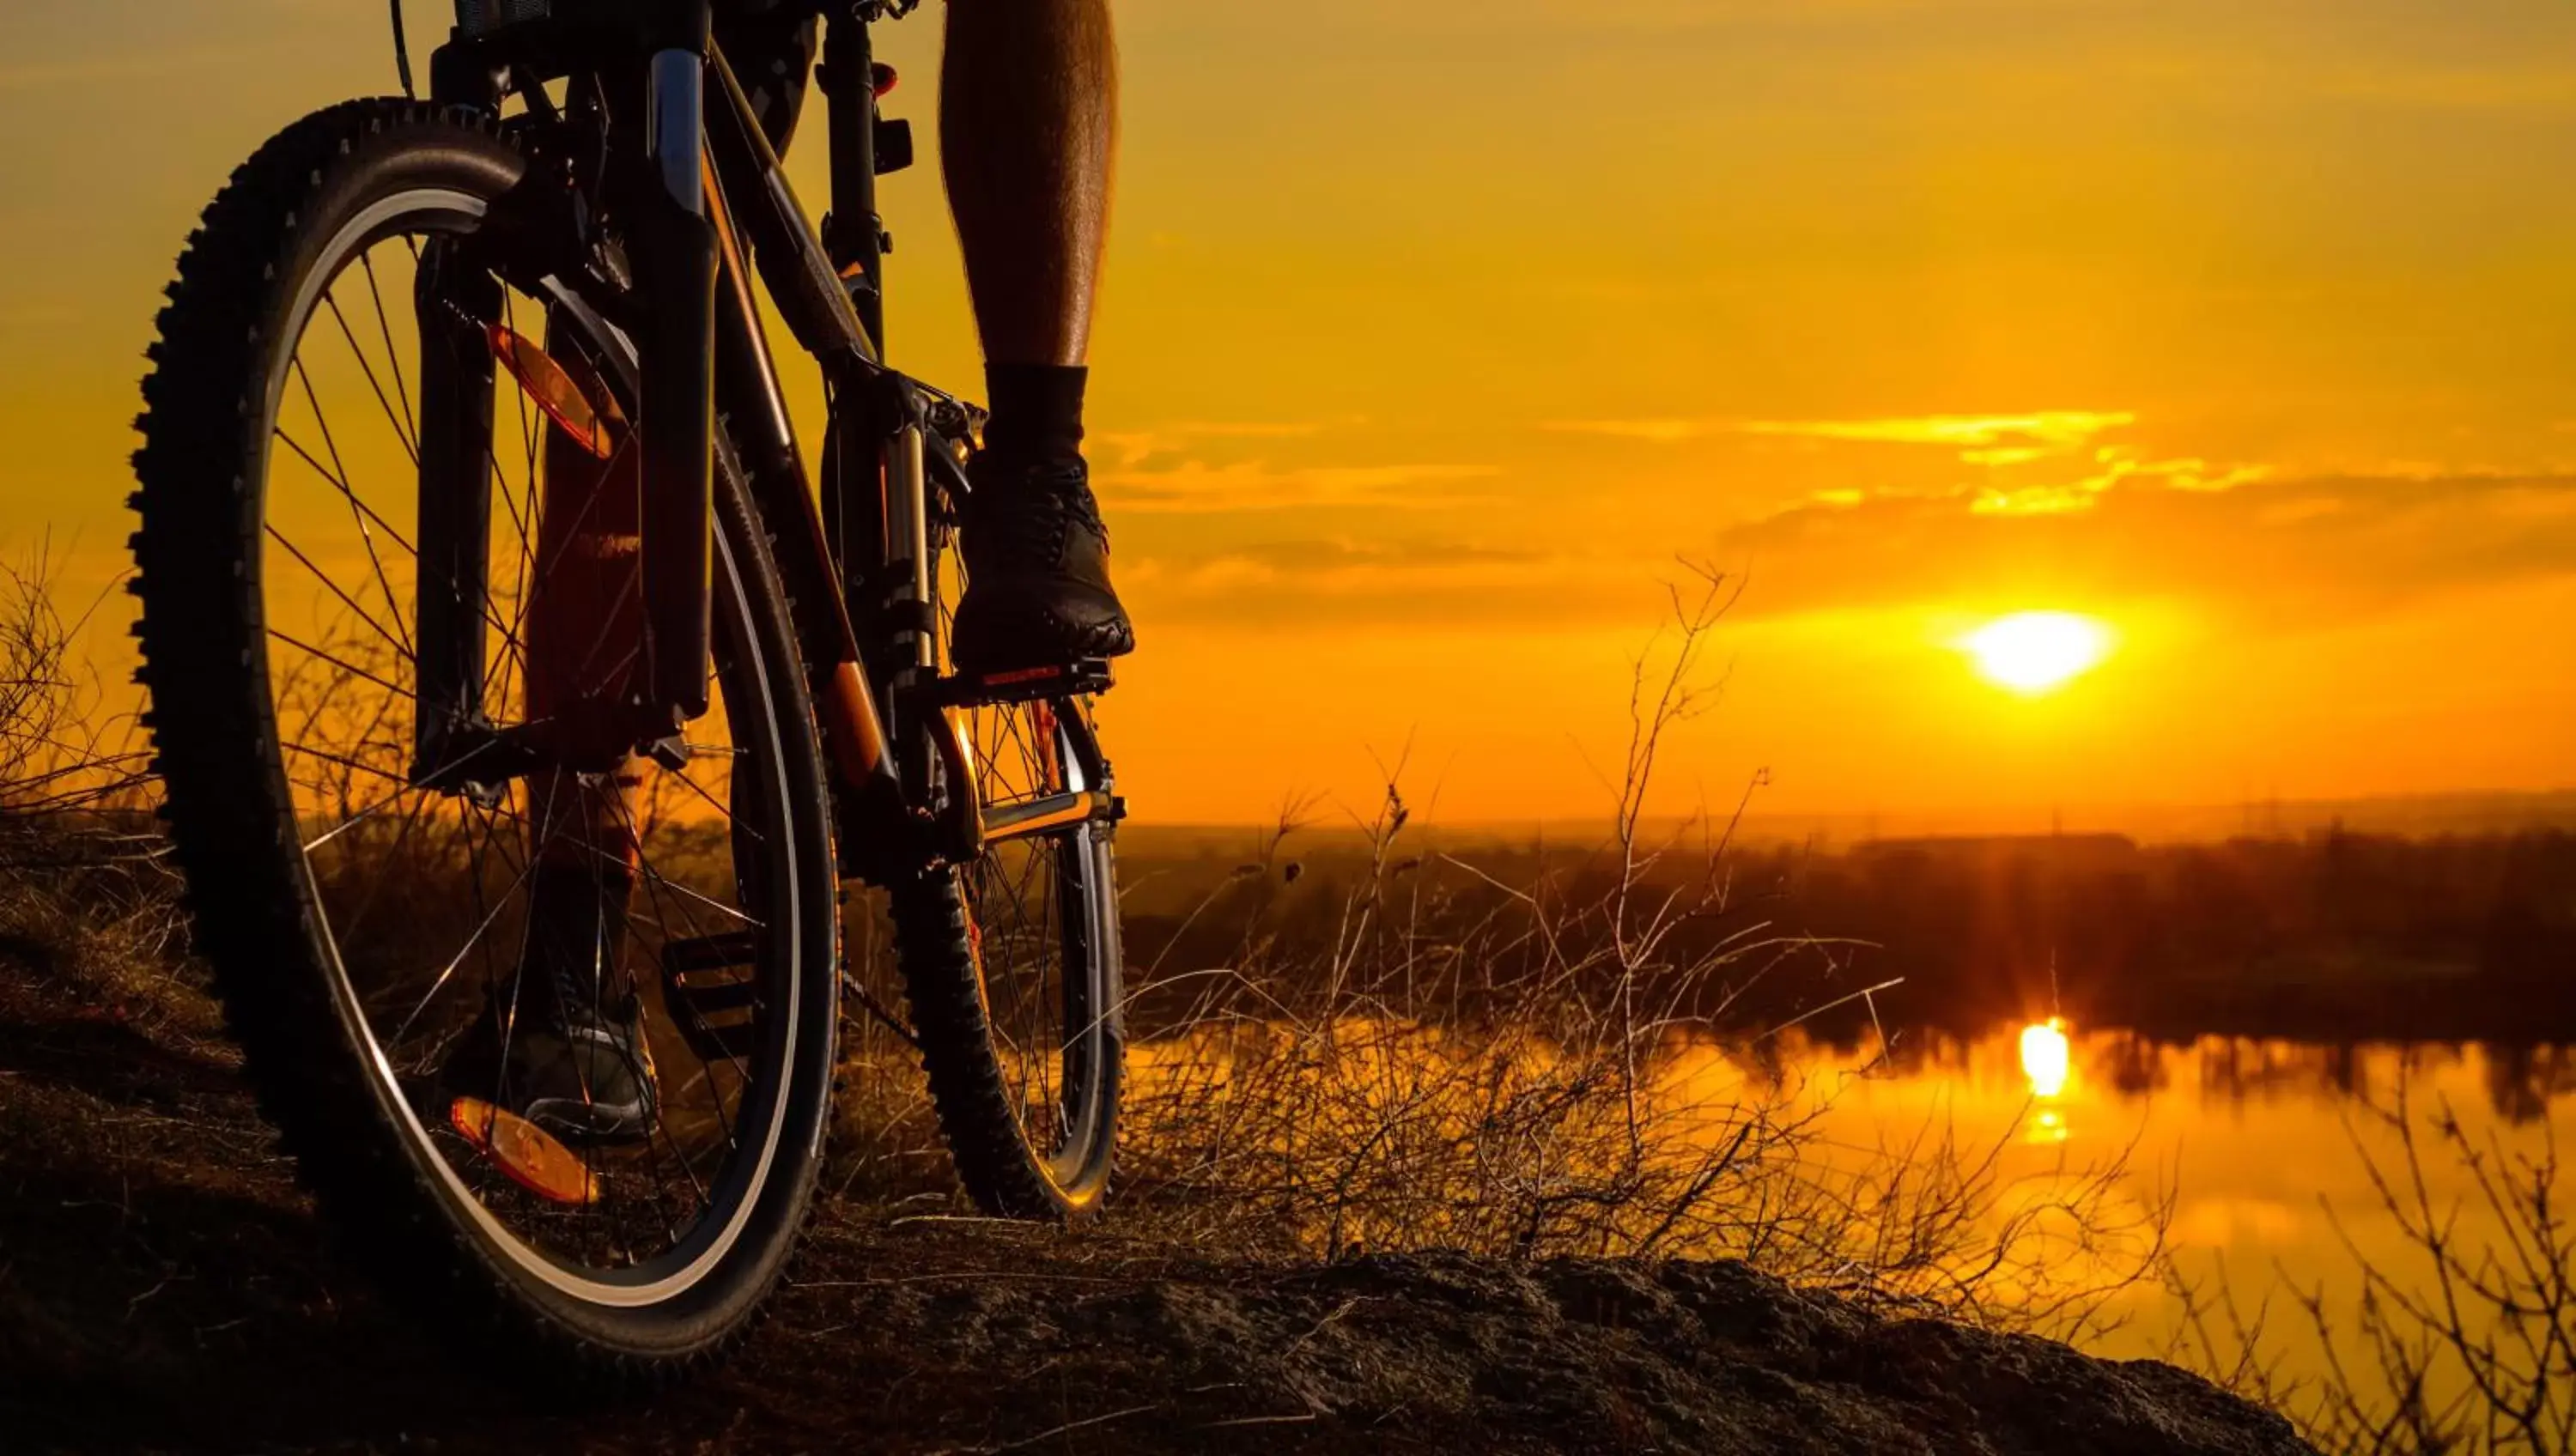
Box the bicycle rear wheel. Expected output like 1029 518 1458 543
888 520 1124 1218
131 101 839 1384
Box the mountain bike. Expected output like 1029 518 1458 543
128 0 1124 1382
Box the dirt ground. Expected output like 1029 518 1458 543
0 938 2317 1455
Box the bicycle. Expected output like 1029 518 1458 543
129 0 1124 1382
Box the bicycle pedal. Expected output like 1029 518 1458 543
661 932 762 1063
920 658 1115 709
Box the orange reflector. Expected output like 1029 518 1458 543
486 325 617 459
450 1095 599 1204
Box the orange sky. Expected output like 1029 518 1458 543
4 1 2573 827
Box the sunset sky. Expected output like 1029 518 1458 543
4 0 2573 827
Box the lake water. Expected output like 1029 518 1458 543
1127 1006 2572 1429
1754 1024 2576 1418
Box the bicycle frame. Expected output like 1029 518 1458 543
412 0 1115 883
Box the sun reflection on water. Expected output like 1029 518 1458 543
2020 1017 2073 1142
2020 1017 2072 1098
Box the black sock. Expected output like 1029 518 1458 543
982 363 1088 470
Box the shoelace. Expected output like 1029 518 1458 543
972 461 1109 567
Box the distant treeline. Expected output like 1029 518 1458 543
1118 827 2576 1046
1764 828 2576 1042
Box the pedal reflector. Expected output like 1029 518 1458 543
449 1095 598 1205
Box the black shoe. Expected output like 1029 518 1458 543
437 868 658 1145
951 452 1136 674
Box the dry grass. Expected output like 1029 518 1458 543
8 549 2165 1348
2168 1083 2574 1455
0 547 185 1018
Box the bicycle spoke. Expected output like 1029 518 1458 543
289 725 527 852
325 290 421 464
660 757 755 836
640 1041 716 1213
292 355 416 661
264 524 417 669
616 800 746 1154
268 624 412 701
979 874 1042 1127
970 786 1071 1143
387 848 539 1046
485 774 553 1108
358 252 418 451
273 428 420 556
635 857 762 930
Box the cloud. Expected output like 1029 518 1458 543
1740 412 2138 449
1097 460 1499 514
1549 408 2263 519
1121 535 1659 630
1721 468 2576 624
1180 537 1546 572
1546 411 2137 452
1085 420 1494 514
1091 419 1367 470
1547 411 2155 500
1541 419 1728 443
1965 454 2269 516
1104 463 2576 639
1093 421 1328 458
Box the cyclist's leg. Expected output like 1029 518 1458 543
481 406 658 1138
940 0 1136 670
941 0 1115 371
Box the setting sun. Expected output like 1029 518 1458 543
1958 613 2115 695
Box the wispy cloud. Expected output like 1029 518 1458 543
1725 469 2576 623
1966 455 2269 516
1740 412 2138 448
1126 536 1647 629
1551 409 2275 519
1097 460 1498 513
1091 419 1367 470
1544 410 2138 452
1540 419 1728 443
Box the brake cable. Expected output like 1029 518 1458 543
390 0 416 100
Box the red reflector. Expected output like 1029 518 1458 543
486 325 617 460
451 1095 599 1205
872 63 897 96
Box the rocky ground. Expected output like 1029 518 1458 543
0 926 2318 1454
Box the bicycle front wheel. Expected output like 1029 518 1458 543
131 100 839 1386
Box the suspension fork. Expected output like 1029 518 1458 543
631 0 722 729
432 2 729 755
411 244 502 786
